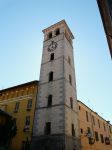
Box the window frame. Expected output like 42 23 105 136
95 131 99 141
14 102 20 113
100 134 104 143
27 99 32 111
23 116 30 132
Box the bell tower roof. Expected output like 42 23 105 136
42 20 74 39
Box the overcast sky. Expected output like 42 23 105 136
0 0 112 123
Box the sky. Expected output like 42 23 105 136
0 0 112 123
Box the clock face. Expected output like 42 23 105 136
48 41 57 52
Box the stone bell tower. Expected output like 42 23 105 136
31 20 81 150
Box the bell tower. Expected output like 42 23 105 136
31 20 81 150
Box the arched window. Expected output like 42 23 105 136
48 32 52 39
70 97 73 109
68 56 71 65
69 75 72 85
45 122 51 135
71 124 75 136
55 28 60 36
49 71 53 82
48 95 52 107
50 53 54 61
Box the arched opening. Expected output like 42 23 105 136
68 56 71 65
49 72 53 82
50 53 54 61
48 95 52 107
70 97 73 109
48 32 52 39
69 74 72 85
55 28 60 36
45 122 51 135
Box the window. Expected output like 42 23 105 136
14 102 20 113
49 71 53 82
100 134 104 143
71 124 75 136
80 128 83 134
92 115 95 125
87 127 94 144
48 32 52 39
48 95 52 107
69 75 72 85
87 127 91 133
45 122 51 135
103 123 106 131
55 28 60 36
98 119 100 128
70 97 73 109
109 126 112 133
86 111 89 122
68 56 71 65
27 99 32 111
24 116 30 132
50 53 54 61
25 116 30 126
95 131 99 141
79 106 81 110
105 137 110 145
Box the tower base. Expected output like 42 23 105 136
31 134 81 150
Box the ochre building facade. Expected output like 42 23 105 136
0 81 38 150
78 100 112 150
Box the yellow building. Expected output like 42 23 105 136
0 80 38 150
78 100 112 150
